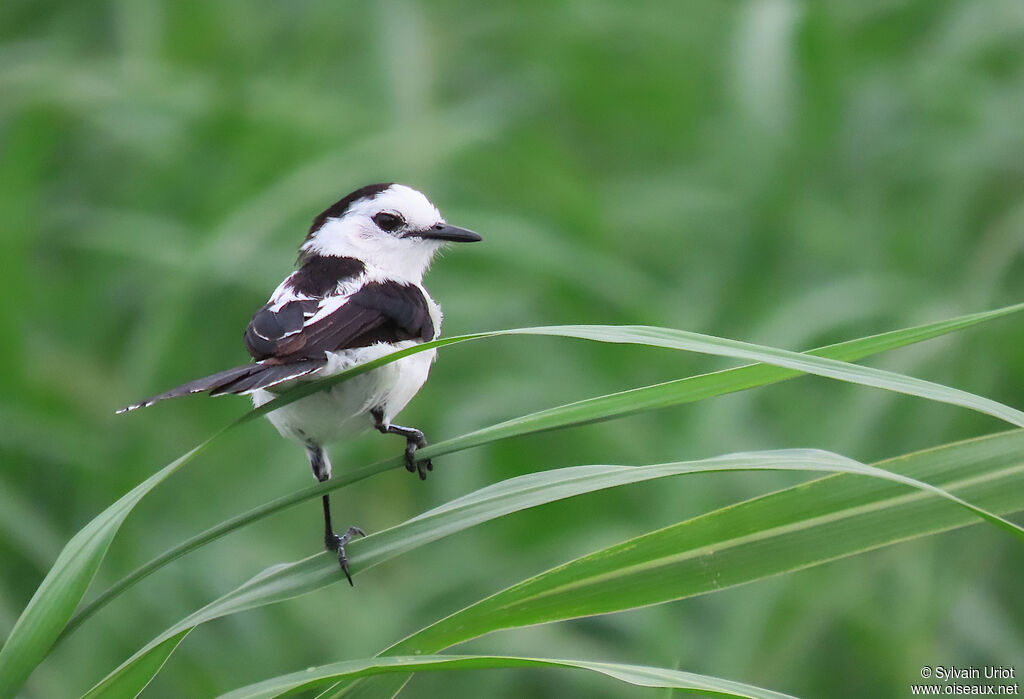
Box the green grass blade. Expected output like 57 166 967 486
333 430 1024 699
249 307 1024 430
81 631 190 699
0 441 212 699
83 443 1022 697
64 302 1024 638
408 305 1024 454
215 654 797 699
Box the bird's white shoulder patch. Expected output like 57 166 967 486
267 273 308 311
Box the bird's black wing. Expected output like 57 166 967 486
118 281 434 412
244 281 435 363
244 299 321 361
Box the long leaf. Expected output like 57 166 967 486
64 303 1024 638
332 430 1024 698
247 316 1024 430
216 654 797 699
0 442 211 698
83 444 1023 697
81 632 190 699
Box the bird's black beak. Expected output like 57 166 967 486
408 223 482 243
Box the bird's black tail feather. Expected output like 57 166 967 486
116 359 325 414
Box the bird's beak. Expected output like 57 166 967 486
408 223 482 243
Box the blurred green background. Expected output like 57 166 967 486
2 1 1024 697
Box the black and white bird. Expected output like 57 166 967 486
119 183 481 583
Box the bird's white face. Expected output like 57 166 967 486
300 184 478 282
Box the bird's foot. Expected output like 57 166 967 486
371 408 433 481
325 525 366 586
404 437 432 481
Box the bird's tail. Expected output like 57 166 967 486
116 359 325 414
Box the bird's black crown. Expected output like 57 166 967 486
306 182 394 238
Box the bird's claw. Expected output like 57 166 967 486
371 410 432 480
404 441 432 480
326 525 366 586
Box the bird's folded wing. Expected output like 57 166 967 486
118 281 436 412
244 280 435 362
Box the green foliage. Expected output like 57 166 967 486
64 303 1024 640
83 440 1024 697
333 431 1024 698
2 2 1023 698
0 445 204 697
1 307 1015 696
2 314 1022 698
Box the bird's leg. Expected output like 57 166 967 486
306 444 365 585
371 407 432 480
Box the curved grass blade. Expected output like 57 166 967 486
0 441 213 699
216 654 797 699
64 302 1024 638
81 631 190 699
249 312 1024 431
332 430 1024 698
83 445 1022 697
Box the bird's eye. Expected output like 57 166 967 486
373 212 404 232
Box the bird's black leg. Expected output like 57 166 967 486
371 407 432 480
306 444 365 585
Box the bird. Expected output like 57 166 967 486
118 183 482 584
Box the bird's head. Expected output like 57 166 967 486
298 183 481 281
